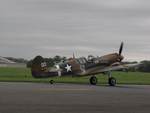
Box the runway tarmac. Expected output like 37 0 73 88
0 82 150 113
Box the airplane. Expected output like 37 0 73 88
0 57 26 67
0 56 15 64
31 42 139 86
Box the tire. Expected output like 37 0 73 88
49 80 54 84
108 77 116 86
90 76 98 85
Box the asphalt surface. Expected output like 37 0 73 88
0 82 150 113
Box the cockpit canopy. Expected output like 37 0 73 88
76 57 87 65
87 55 95 62
76 55 97 64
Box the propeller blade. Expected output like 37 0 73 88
119 42 124 56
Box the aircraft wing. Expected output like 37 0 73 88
98 63 141 73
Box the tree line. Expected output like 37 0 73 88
26 55 67 68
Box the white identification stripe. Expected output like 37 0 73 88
55 64 62 77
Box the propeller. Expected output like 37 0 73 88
119 42 124 56
117 42 124 62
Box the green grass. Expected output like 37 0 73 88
0 67 150 85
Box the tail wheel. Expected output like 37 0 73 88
49 80 54 84
108 77 116 86
90 76 98 85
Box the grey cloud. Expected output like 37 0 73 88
0 0 150 61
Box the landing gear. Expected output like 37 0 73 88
107 71 116 86
49 80 54 84
90 76 98 85
108 77 116 86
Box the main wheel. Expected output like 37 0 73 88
108 77 116 86
90 76 98 85
49 80 54 84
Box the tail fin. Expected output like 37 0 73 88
31 55 48 78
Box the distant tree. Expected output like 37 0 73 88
53 55 62 63
138 60 150 72
27 60 33 68
27 55 44 68
44 58 54 67
53 55 67 64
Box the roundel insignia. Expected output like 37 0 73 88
65 64 72 72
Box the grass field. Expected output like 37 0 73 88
0 67 150 85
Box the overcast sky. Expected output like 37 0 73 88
1 0 150 61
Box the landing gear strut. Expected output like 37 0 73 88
108 72 116 86
90 76 98 85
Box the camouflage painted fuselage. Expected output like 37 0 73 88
31 53 124 78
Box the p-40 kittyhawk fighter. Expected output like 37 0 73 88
31 42 139 86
